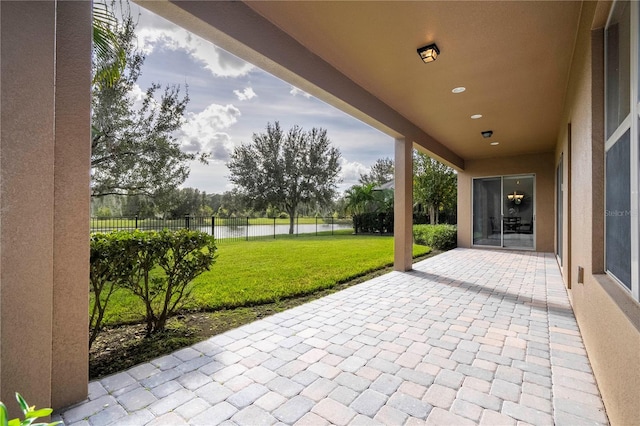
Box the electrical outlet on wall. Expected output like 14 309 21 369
578 266 584 284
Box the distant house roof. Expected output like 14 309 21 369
373 180 394 191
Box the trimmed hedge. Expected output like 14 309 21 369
353 212 393 234
413 224 457 250
89 229 216 341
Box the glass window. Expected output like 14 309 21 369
604 1 638 300
606 0 631 138
606 129 632 289
556 156 563 263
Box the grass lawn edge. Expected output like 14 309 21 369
89 248 442 379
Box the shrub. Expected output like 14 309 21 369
413 224 457 250
153 229 217 332
89 232 136 348
118 229 217 335
353 212 393 234
90 229 216 337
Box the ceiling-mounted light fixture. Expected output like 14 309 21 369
507 191 524 204
481 130 493 138
417 43 440 63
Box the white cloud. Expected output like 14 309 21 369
233 87 257 101
136 26 254 78
127 83 164 115
182 159 234 194
177 104 241 161
127 83 146 105
338 158 369 190
289 86 312 98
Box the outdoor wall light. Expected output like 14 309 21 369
417 43 440 63
481 130 493 138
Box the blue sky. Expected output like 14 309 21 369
126 2 393 195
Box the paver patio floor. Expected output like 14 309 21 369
57 249 609 425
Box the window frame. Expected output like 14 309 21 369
605 0 640 301
556 154 563 266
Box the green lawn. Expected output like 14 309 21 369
100 234 430 326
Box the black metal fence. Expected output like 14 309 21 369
351 211 457 235
90 216 353 242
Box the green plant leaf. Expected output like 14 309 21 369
0 402 8 426
7 420 20 426
24 408 52 419
14 394 28 416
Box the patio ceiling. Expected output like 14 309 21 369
138 1 583 169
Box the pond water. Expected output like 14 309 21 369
201 222 353 240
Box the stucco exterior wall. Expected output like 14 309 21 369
457 153 555 252
553 3 640 424
1 2 56 411
0 1 90 414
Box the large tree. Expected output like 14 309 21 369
228 122 341 234
91 2 201 198
413 151 457 224
360 157 394 186
155 187 213 218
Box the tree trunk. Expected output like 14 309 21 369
145 302 155 337
429 205 436 225
155 280 173 334
288 209 295 234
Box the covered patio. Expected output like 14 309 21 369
56 249 607 425
2 1 639 423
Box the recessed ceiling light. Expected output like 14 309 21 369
490 142 499 146
451 87 466 94
471 114 483 119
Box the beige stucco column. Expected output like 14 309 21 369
0 1 90 413
394 138 413 271
51 1 92 409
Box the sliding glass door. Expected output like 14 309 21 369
472 178 502 246
473 175 535 249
